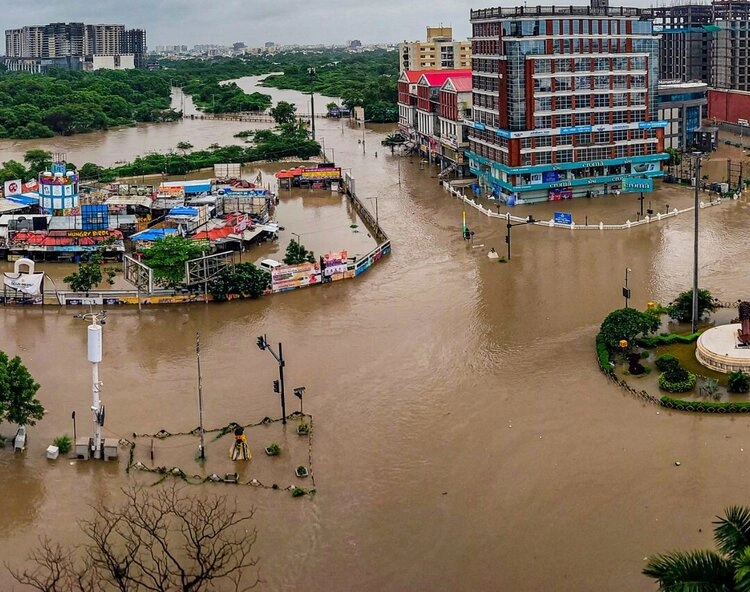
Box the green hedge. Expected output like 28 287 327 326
636 332 701 348
661 396 750 413
596 333 614 375
658 370 697 393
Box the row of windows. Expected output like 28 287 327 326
469 140 658 167
534 56 646 73
534 93 645 110
498 18 651 38
474 75 500 92
518 129 658 149
533 109 647 128
534 75 647 92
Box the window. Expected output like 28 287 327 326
594 112 609 125
595 94 609 108
536 136 552 147
535 59 551 73
594 75 610 89
536 97 552 111
613 130 628 141
535 151 552 165
574 95 590 109
594 57 609 71
556 96 572 110
631 57 646 70
555 58 570 72
613 93 628 106
557 134 573 146
534 115 552 128
613 57 628 71
613 75 628 89
521 138 532 149
577 76 591 90
555 113 572 127
555 77 571 91
595 131 610 144
574 58 589 72
556 149 573 163
575 132 591 145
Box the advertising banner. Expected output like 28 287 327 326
4 179 22 196
271 262 321 293
3 272 44 295
322 250 349 278
549 188 573 201
622 177 654 193
300 169 341 180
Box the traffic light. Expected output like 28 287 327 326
272 380 280 393
256 335 266 350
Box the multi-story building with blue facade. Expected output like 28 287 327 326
468 5 668 204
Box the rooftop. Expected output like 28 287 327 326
471 5 651 20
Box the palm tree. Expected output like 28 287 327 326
643 506 750 591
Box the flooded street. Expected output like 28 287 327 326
2 80 750 591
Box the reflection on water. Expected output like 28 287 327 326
3 79 750 591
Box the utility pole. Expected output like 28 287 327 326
308 68 316 141
74 309 107 460
692 152 701 333
196 333 206 460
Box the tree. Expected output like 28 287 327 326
176 140 193 154
140 235 205 289
283 239 315 265
666 288 716 324
0 159 27 184
23 149 52 177
665 147 682 167
643 506 750 591
207 263 270 302
270 101 297 126
598 307 661 350
9 483 259 592
63 252 117 293
0 351 44 426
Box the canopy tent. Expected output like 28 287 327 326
0 198 30 213
129 227 178 242
105 195 154 208
159 180 212 195
7 193 40 206
167 206 199 217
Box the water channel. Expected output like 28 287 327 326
1 77 750 591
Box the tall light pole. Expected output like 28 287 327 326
195 332 206 460
74 309 107 459
307 67 316 141
257 334 287 424
692 151 702 333
624 268 632 308
291 231 301 245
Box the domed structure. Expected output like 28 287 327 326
696 301 750 373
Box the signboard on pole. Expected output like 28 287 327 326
554 212 573 225
622 178 654 193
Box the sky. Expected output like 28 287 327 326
3 0 481 48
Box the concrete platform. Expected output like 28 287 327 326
696 324 750 373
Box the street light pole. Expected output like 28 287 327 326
256 334 287 424
624 268 632 308
692 152 701 333
291 231 300 245
308 68 316 141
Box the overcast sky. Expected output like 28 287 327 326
3 0 482 47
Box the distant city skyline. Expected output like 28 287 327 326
4 0 478 47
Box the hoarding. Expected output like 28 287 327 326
300 169 342 180
322 250 349 278
622 177 654 192
271 262 321 293
554 212 573 225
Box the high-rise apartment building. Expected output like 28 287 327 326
399 27 472 72
5 23 147 72
467 5 667 203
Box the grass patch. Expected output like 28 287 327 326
653 342 727 386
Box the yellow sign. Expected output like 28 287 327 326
300 169 341 179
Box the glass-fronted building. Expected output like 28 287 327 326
468 6 668 204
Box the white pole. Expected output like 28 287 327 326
87 322 103 459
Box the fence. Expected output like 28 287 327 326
443 182 727 231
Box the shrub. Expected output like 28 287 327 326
655 353 679 372
53 434 72 455
659 368 697 393
640 350 650 359
661 396 750 412
596 334 614 375
636 332 701 348
728 370 750 394
266 442 280 456
665 289 716 323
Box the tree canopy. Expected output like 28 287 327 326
644 506 750 591
283 239 316 265
63 252 118 293
599 307 661 350
208 263 270 302
0 351 44 427
10 484 259 592
140 235 205 289
666 288 716 324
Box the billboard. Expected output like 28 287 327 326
300 168 341 180
622 178 654 193
322 250 350 279
4 179 22 196
271 262 321 293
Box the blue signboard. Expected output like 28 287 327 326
554 212 573 225
622 178 654 192
542 170 560 183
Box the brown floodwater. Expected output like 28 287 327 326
3 80 750 591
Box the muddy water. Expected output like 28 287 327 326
3 81 750 591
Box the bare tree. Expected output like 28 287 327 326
9 484 259 592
